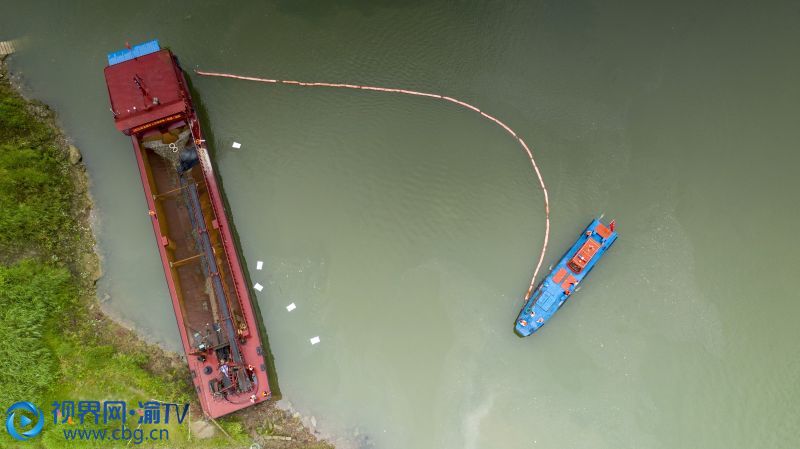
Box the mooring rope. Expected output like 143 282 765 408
194 70 550 300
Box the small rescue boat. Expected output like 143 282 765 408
515 218 617 336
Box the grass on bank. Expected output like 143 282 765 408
0 64 250 448
0 75 77 264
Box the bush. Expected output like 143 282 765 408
0 260 76 411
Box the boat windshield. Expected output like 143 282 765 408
567 260 583 273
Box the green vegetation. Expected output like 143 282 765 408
0 75 78 264
0 60 331 449
0 62 252 448
0 262 74 407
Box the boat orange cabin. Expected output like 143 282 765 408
567 238 600 273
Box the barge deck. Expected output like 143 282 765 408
103 40 270 417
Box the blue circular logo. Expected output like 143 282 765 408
5 402 44 441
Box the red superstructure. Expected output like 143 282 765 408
103 41 270 418
567 238 600 274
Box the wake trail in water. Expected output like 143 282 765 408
194 69 550 299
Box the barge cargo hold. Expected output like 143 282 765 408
515 218 618 337
103 40 270 417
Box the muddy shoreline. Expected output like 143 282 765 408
1 54 335 449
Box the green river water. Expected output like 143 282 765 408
2 1 799 448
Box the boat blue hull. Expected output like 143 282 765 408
515 219 617 337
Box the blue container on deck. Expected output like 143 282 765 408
515 218 617 337
107 39 160 66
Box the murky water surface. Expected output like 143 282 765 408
2 1 799 447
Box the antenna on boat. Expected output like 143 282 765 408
133 74 154 108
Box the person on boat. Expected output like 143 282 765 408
219 359 230 379
245 364 256 383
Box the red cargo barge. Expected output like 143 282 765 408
103 40 270 418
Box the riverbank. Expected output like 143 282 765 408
0 56 333 449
